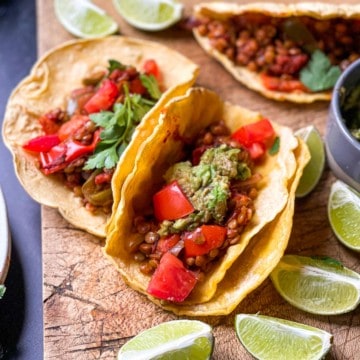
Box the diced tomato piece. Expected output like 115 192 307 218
184 225 227 258
83 79 119 114
247 142 266 160
129 77 146 95
156 234 180 254
261 73 308 93
147 252 197 302
57 114 89 141
23 134 60 153
143 59 162 83
231 118 276 160
153 181 194 221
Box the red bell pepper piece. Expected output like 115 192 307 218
147 252 197 302
40 130 100 175
83 79 119 114
184 225 227 258
23 134 60 153
260 73 308 93
153 181 194 221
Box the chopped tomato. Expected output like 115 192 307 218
143 59 162 83
147 252 197 302
156 234 180 254
22 134 60 153
83 79 119 114
231 118 276 160
153 181 194 221
246 142 266 160
57 114 89 141
184 225 227 258
261 73 308 93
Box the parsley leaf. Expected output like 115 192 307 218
300 50 341 92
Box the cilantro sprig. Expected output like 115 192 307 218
84 84 158 170
300 50 341 92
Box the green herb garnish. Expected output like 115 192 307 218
0 285 6 299
300 50 341 92
268 136 280 155
108 59 126 73
84 85 157 170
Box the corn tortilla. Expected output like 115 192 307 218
2 36 199 237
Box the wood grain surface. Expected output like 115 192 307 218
36 0 360 358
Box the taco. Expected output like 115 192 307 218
2 36 199 238
105 87 310 315
192 2 360 102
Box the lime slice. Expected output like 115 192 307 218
295 125 325 198
113 0 183 31
270 255 360 315
235 314 332 360
117 320 213 360
328 180 360 252
54 0 118 38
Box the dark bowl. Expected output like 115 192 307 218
326 59 360 192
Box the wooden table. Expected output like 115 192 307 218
36 0 360 358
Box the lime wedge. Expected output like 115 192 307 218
295 125 325 198
328 180 360 252
235 314 332 360
117 320 213 360
113 0 183 31
270 255 360 315
54 0 118 38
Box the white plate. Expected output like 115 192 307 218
0 186 11 284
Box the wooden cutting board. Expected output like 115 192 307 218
37 0 360 358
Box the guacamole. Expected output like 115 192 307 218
159 144 251 235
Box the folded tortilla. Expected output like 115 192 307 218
105 87 309 315
2 36 199 237
193 2 360 103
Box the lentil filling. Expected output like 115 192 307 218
132 120 262 281
196 14 360 89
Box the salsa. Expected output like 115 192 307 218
132 118 277 302
22 59 163 213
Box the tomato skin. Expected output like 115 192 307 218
147 252 197 302
231 118 276 160
153 181 194 221
83 79 119 114
57 114 89 141
23 134 60 153
184 225 227 258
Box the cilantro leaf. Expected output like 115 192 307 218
140 74 162 100
300 50 341 92
84 85 156 170
268 136 280 155
108 59 126 73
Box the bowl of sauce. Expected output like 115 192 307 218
326 58 360 192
